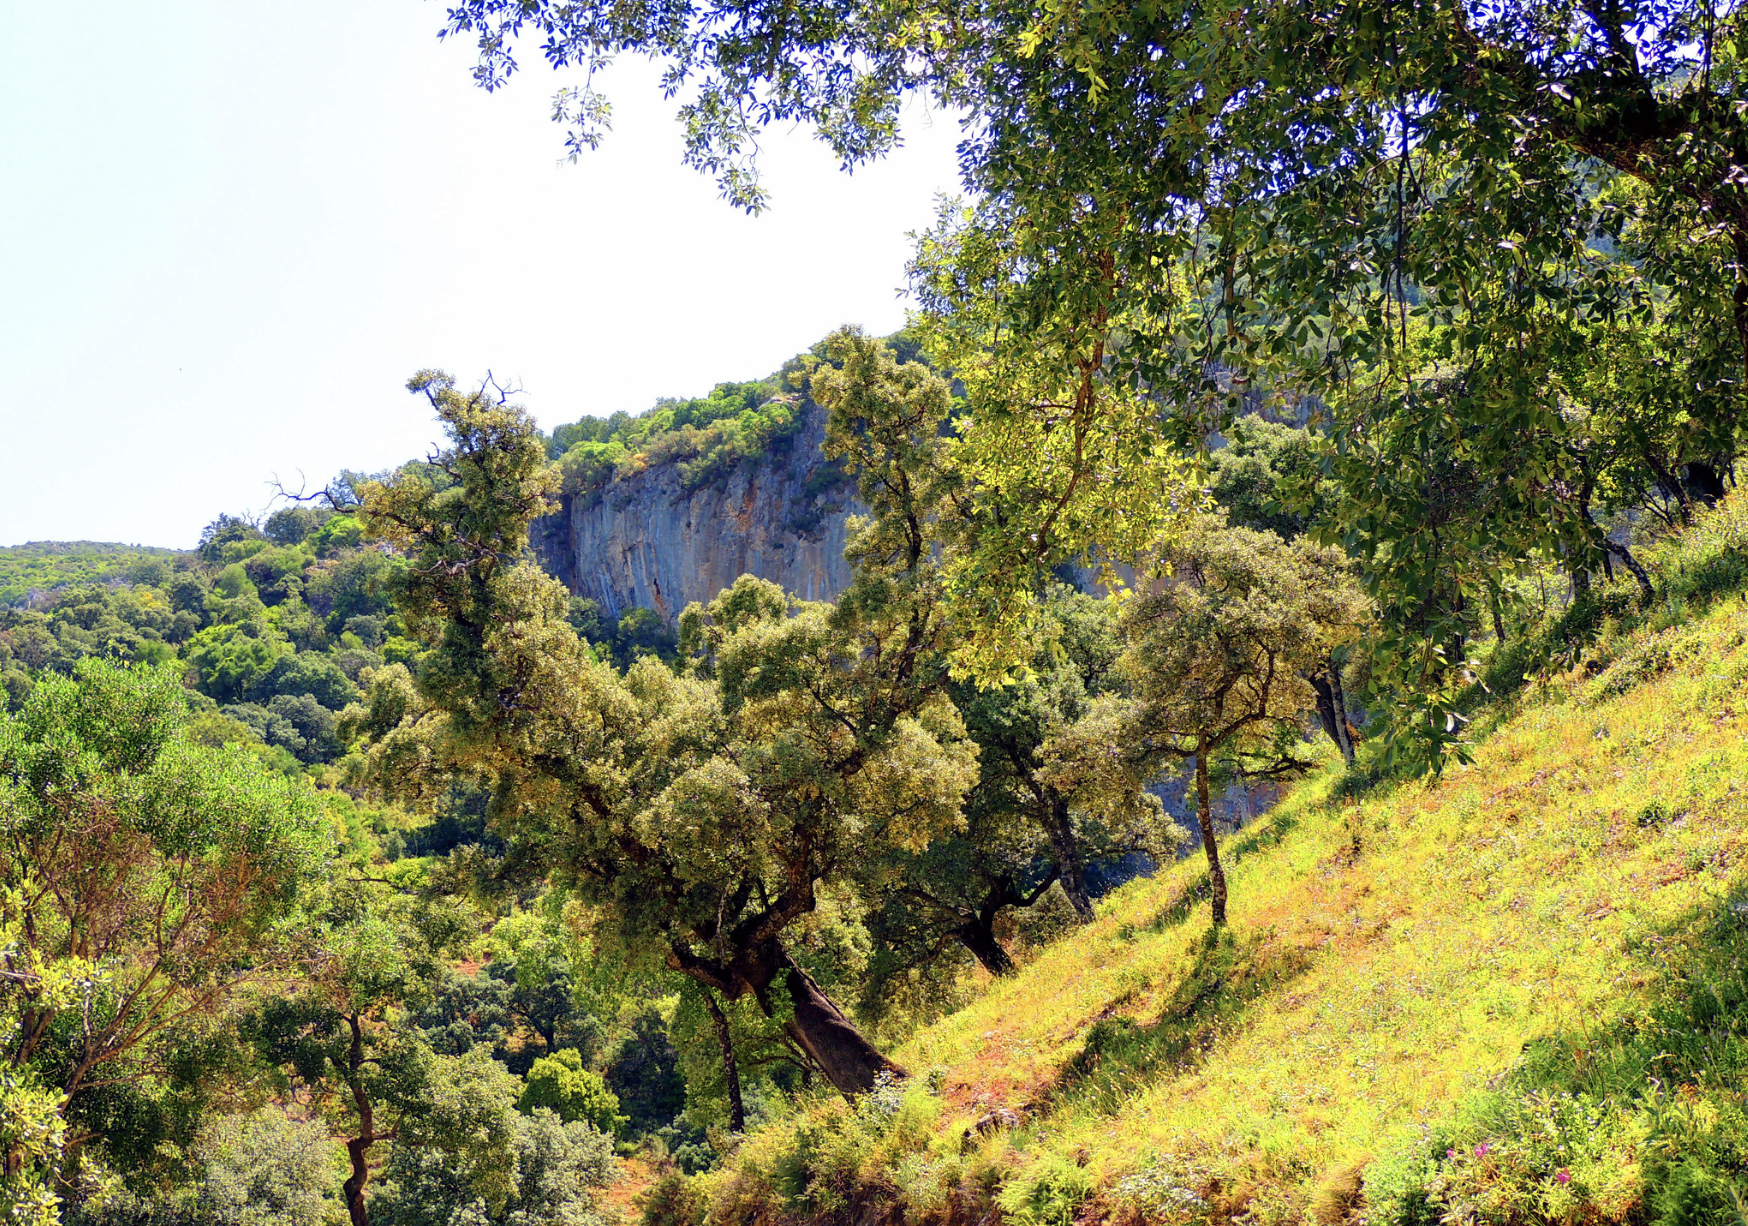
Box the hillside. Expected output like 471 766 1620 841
0 541 186 607
666 498 1748 1226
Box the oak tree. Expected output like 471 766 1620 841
1111 519 1371 924
351 332 974 1097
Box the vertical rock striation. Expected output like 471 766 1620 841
530 401 860 621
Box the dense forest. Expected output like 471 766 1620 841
7 0 1748 1221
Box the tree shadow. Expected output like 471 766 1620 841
1048 923 1316 1117
1512 886 1748 1103
1121 807 1307 940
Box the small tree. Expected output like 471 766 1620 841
196 1110 347 1226
866 588 1172 984
245 883 500 1226
1118 518 1372 925
0 659 329 1164
369 1107 615 1226
516 1049 623 1134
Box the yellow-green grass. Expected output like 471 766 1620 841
694 574 1748 1223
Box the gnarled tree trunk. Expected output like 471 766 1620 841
1327 660 1355 765
775 955 905 1095
954 917 1018 977
1309 662 1356 765
341 1014 390 1226
679 937 903 1098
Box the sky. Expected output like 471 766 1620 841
0 2 965 549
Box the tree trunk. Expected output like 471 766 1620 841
1685 461 1727 506
677 938 903 1100
1309 673 1340 746
776 953 906 1096
954 914 1018 977
1605 539 1656 606
343 1137 372 1226
342 1015 379 1226
1040 798 1095 922
699 987 745 1133
1642 444 1694 525
1194 739 1228 926
1327 660 1355 766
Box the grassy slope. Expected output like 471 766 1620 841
688 499 1748 1226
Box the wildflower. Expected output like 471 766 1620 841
1447 1149 1456 1160
1555 1170 1571 1185
1475 1144 1491 1158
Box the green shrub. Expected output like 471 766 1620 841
638 1171 706 1226
517 1049 626 1135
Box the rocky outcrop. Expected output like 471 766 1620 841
530 402 859 621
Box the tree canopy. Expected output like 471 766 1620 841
437 0 1748 762
0 659 330 1124
351 335 978 1097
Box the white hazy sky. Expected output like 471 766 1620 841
0 2 965 548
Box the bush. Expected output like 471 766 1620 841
196 1110 345 1226
639 1171 706 1226
995 1154 1095 1226
518 1049 626 1135
371 1108 614 1226
263 507 320 546
254 650 359 709
308 515 363 558
185 622 288 704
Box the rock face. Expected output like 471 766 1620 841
530 402 859 621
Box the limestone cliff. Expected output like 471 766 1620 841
530 401 859 621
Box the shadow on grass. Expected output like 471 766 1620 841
1123 809 1309 940
1049 924 1315 1118
1513 885 1748 1106
1373 886 1748 1226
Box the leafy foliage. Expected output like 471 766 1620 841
0 659 330 1139
192 1111 346 1226
370 1108 615 1226
517 1049 624 1134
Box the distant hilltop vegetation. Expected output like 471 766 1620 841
527 335 887 623
0 541 186 608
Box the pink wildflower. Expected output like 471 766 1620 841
1475 1143 1491 1158
1555 1170 1571 1185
